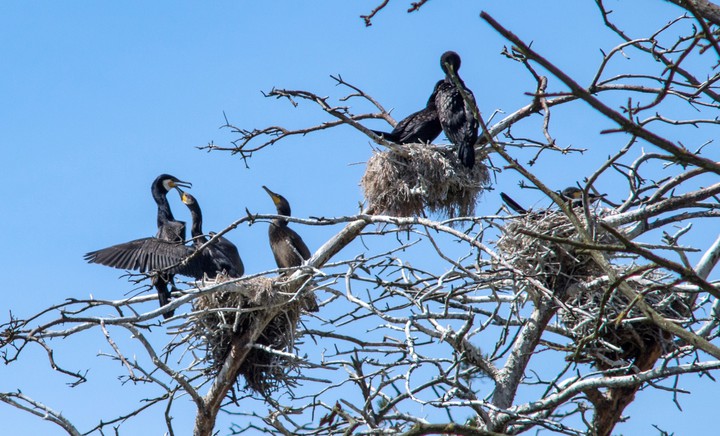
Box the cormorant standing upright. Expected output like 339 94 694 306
150 174 190 318
371 80 443 144
179 190 244 279
262 186 311 271
84 174 191 319
435 51 478 169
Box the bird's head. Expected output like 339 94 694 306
262 186 292 216
440 51 461 75
559 186 606 205
179 189 197 206
560 187 583 200
154 174 192 193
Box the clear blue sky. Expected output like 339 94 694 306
1 1 717 434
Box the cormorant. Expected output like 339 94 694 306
560 187 606 207
435 51 478 169
84 174 191 319
179 190 244 279
262 186 311 271
499 188 605 215
371 80 443 144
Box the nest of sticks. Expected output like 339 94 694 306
496 208 689 369
496 209 614 300
189 276 316 394
361 143 490 218
560 269 690 370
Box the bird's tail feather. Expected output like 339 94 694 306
458 143 475 169
500 192 528 214
153 277 175 319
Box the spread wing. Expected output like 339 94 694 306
85 237 204 278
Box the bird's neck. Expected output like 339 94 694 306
190 208 207 244
274 205 291 228
445 73 465 87
272 217 289 228
154 190 175 227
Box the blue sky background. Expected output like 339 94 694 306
1 1 718 434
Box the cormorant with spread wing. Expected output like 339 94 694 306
371 80 443 145
179 190 244 279
435 51 478 169
84 174 191 319
262 186 311 271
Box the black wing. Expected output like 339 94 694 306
393 109 442 144
370 128 401 143
287 228 311 261
202 234 245 278
85 237 206 279
269 227 311 269
371 111 441 145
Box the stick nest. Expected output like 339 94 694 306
496 209 615 300
496 209 690 369
560 269 690 370
189 277 316 394
361 143 490 218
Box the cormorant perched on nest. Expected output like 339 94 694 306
262 186 311 272
85 174 192 319
371 80 443 145
500 187 606 215
436 51 478 169
179 190 244 279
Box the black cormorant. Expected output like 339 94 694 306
560 187 606 207
371 80 443 144
500 188 605 215
262 186 311 271
435 51 478 169
179 190 244 279
84 174 191 319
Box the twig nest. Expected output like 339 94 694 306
560 270 690 370
496 209 614 300
361 143 490 218
189 276 315 394
496 209 690 369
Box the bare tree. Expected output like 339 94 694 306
3 3 720 435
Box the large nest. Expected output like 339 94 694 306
560 269 690 370
189 277 316 394
496 209 615 300
496 208 690 369
361 143 490 218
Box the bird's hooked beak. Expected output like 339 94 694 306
176 188 192 205
262 185 281 205
170 179 192 191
